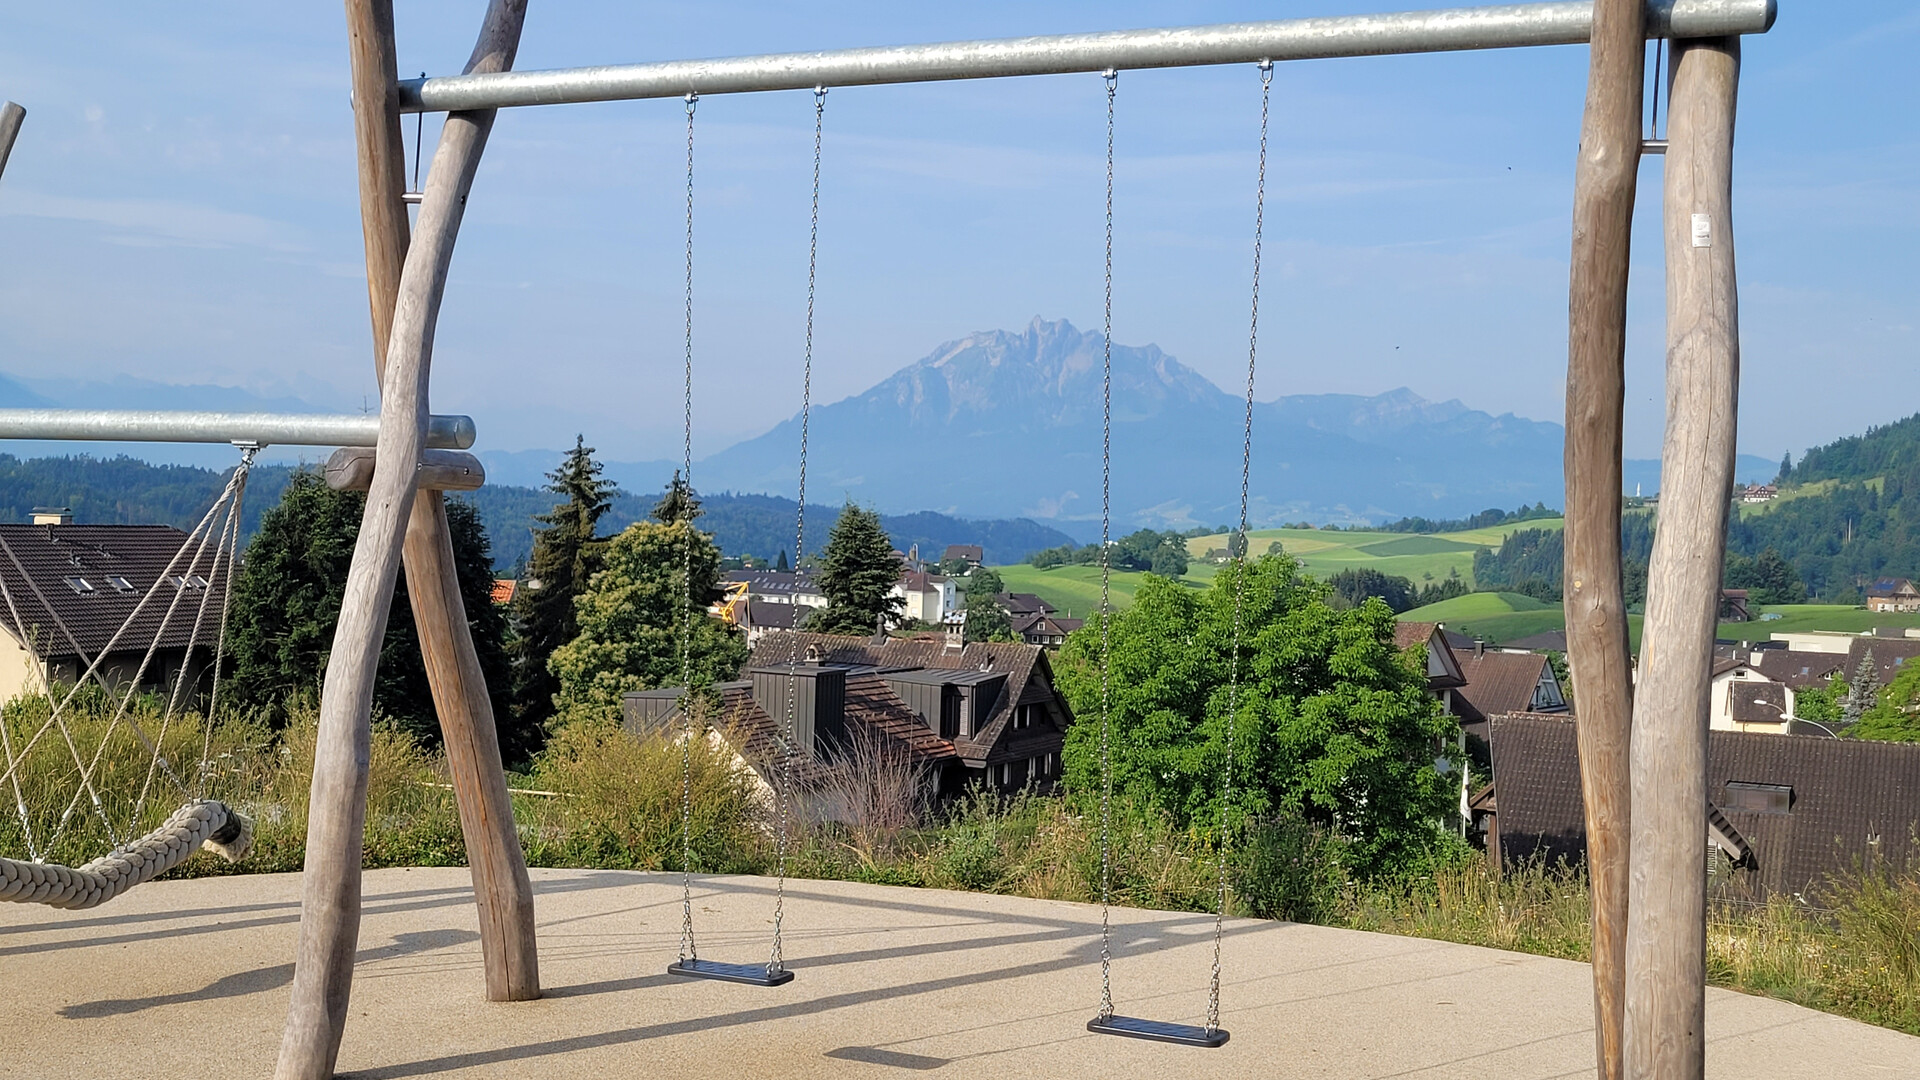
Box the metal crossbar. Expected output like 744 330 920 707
0 410 476 449
399 1 1775 113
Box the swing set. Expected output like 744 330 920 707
0 1 1778 1077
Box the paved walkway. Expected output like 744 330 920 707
2 867 1914 1078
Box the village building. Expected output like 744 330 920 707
0 518 228 703
941 544 983 570
1475 713 1920 900
891 568 956 625
1865 577 1920 613
624 630 1075 809
721 569 828 611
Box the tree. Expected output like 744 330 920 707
1724 546 1806 605
1055 554 1458 877
961 566 1015 643
652 469 699 526
547 517 747 725
225 472 517 754
511 437 616 729
1852 660 1920 742
1842 651 1881 727
776 550 789 572
1326 567 1416 613
1776 451 1793 485
809 503 903 636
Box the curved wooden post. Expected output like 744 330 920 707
343 0 539 1004
1624 35 1740 1080
276 3 529 1078
1561 2 1642 1077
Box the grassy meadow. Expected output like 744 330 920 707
1396 596 1920 650
994 519 1568 617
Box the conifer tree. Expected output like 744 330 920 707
1842 650 1881 727
776 550 789 572
809 503 904 635
512 436 616 726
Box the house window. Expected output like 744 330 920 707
64 576 93 594
107 576 136 593
1722 781 1792 815
170 575 209 591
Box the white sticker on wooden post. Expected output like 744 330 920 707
1691 212 1712 247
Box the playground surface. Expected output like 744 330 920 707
3 866 1914 1079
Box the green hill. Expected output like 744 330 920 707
1184 520 1564 588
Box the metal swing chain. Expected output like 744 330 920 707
197 445 256 799
1096 66 1117 1022
1208 59 1273 1037
770 84 826 979
678 89 700 966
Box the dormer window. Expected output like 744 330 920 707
64 576 94 594
1723 781 1792 815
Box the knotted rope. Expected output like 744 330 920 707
0 799 252 909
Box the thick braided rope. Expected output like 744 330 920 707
0 799 251 910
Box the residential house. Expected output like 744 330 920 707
723 569 828 611
1451 642 1569 734
1865 578 1920 613
1720 588 1751 622
1750 648 1846 691
0 520 228 704
746 630 1074 793
1710 655 1795 733
1738 483 1778 503
1393 621 1470 715
1477 712 1920 899
996 592 1054 619
490 579 518 605
1011 611 1083 649
1845 633 1920 682
942 545 984 570
892 569 956 626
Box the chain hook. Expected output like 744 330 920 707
685 90 698 116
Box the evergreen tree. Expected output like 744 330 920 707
225 472 515 752
1775 451 1792 484
652 469 700 525
1842 651 1880 727
809 503 904 636
547 518 747 725
776 550 789 572
511 437 616 728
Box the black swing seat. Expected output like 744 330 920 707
668 958 795 986
1087 1014 1229 1048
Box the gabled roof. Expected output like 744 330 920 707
1750 649 1846 689
996 591 1055 616
898 569 947 592
1845 636 1920 678
743 601 806 630
747 631 1063 765
1394 621 1466 690
0 524 230 660
724 569 823 597
1502 629 1570 653
943 544 983 562
1730 681 1790 726
1866 578 1918 597
1012 611 1083 638
1454 650 1558 724
490 579 517 605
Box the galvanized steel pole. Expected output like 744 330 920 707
399 0 1775 112
0 409 476 449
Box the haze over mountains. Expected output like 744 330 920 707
5 320 1772 541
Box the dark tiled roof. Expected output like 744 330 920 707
1454 650 1557 724
0 524 230 660
723 570 821 597
1846 637 1920 678
996 592 1054 616
748 631 1063 766
943 545 983 562
1730 682 1790 726
1751 649 1846 689
1486 713 1920 897
1394 621 1467 691
744 601 806 630
1503 630 1569 653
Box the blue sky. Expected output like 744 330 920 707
0 2 1914 468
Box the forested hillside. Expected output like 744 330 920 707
0 454 1074 572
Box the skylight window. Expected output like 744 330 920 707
107 576 136 594
1723 781 1792 815
64 577 94 594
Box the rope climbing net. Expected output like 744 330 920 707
0 447 259 907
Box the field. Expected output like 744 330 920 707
995 519 1566 617
1184 520 1565 587
1395 598 1920 651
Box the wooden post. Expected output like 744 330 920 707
276 3 529 1078
0 101 25 184
1624 35 1741 1080
343 0 540 1004
1562 2 1641 1077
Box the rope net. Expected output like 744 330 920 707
0 448 258 905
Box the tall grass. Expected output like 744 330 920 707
5 704 1915 1037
